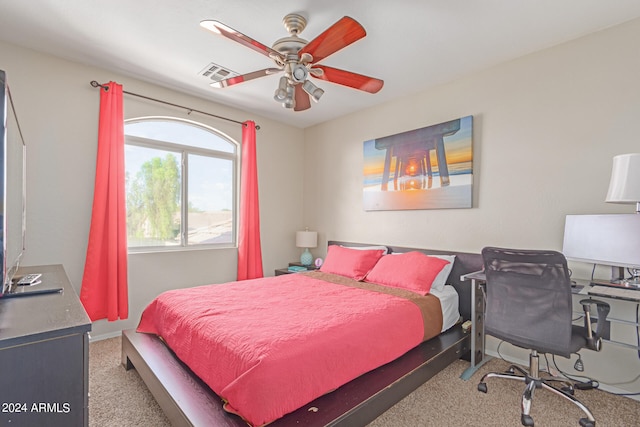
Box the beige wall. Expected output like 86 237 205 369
303 18 640 395
0 41 306 337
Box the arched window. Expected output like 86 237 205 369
124 117 238 250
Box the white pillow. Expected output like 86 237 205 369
430 255 456 292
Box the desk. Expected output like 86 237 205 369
460 272 640 380
460 270 490 380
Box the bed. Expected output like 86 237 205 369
121 241 482 426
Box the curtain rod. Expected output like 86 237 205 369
89 81 259 130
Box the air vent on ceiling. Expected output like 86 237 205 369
198 62 239 83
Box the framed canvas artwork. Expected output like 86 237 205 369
363 115 473 211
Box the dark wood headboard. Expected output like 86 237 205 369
327 241 482 321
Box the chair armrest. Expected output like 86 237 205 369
579 298 611 351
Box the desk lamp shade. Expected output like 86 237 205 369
606 153 640 213
296 230 317 266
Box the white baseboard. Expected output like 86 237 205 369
89 330 123 342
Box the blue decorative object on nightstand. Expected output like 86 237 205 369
300 248 313 266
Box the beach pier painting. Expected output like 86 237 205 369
363 116 473 211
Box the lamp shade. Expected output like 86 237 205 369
296 230 317 248
606 153 640 204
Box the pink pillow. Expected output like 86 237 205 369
320 245 384 280
364 252 450 295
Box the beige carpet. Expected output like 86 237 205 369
89 336 170 427
90 336 640 426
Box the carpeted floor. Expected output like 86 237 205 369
89 336 170 427
89 336 640 426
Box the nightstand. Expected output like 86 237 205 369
274 262 319 276
275 268 293 276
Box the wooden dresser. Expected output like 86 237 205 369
0 264 91 427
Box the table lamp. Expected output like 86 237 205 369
606 153 640 213
296 229 317 266
605 153 640 285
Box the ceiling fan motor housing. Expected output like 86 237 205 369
272 14 309 54
282 13 307 35
272 13 311 85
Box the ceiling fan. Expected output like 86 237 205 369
200 13 384 112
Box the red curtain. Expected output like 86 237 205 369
237 121 264 280
80 82 128 321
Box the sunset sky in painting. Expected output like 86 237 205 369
363 115 473 184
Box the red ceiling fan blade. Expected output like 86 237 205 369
294 85 311 111
200 20 285 62
299 16 366 63
210 68 281 88
312 65 383 93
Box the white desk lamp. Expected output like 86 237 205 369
605 153 640 285
296 229 317 266
606 153 640 213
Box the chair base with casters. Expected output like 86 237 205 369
477 295 610 426
477 350 596 427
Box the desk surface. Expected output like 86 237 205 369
460 270 485 281
463 272 640 302
586 284 640 302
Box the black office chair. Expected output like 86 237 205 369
477 247 610 427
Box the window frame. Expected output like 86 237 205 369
124 116 239 252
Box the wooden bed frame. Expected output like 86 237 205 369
121 242 482 426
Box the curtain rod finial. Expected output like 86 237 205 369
90 80 109 91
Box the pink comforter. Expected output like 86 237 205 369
137 271 443 426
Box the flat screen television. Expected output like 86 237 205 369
0 69 27 295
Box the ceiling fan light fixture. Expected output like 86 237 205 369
273 76 289 101
282 83 296 109
290 64 308 83
302 80 324 102
283 97 295 109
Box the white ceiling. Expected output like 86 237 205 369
1 1 640 129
